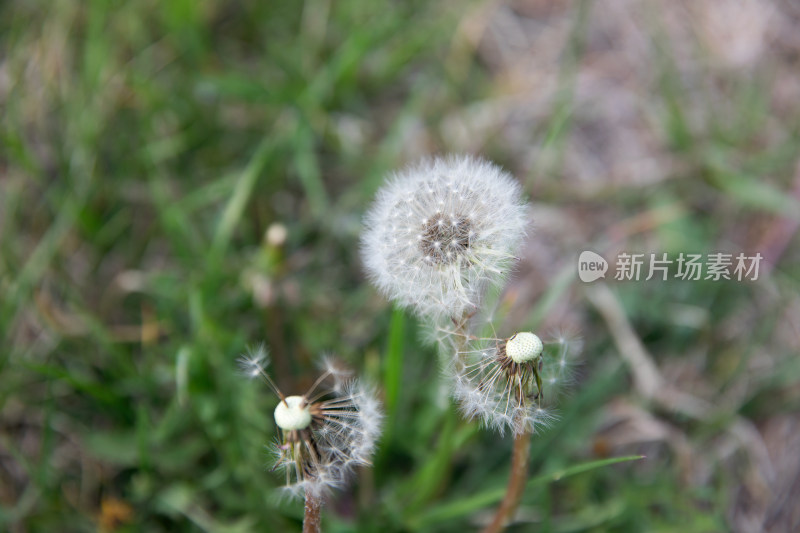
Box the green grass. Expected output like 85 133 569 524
2 0 800 532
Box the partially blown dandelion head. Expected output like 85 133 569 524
238 348 382 499
448 331 577 436
361 155 528 319
273 379 381 499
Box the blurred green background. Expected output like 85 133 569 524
2 0 799 531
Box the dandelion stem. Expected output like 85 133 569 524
482 430 532 533
303 494 322 533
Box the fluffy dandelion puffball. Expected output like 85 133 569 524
239 348 383 499
361 155 528 319
448 331 577 436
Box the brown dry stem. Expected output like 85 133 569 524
303 494 322 533
482 430 532 533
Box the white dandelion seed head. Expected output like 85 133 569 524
361 155 529 319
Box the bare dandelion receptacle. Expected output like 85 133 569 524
506 332 543 363
274 396 312 431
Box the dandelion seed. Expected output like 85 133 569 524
361 155 528 319
237 344 271 380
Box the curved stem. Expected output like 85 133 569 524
482 431 532 533
303 494 322 533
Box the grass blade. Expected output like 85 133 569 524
410 455 644 528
